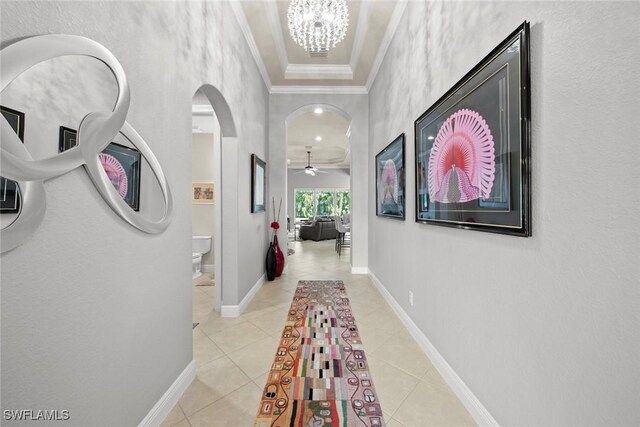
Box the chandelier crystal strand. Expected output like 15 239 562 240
287 0 349 53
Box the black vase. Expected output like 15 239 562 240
266 242 276 281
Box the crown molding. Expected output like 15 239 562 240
265 0 289 74
270 85 367 95
349 0 373 71
365 0 407 91
285 64 354 80
229 0 272 90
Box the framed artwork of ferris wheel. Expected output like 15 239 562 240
414 21 531 237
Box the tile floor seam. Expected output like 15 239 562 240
389 417 407 427
176 403 192 427
387 378 422 419
184 374 254 419
380 358 428 381
243 316 282 337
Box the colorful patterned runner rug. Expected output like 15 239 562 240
255 280 385 427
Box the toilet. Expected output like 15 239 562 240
192 235 212 279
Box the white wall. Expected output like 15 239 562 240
287 168 350 222
192 132 216 268
270 95 368 271
368 1 640 425
0 1 268 425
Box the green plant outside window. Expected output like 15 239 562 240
294 189 350 220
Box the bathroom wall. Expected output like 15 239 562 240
0 1 268 425
287 168 350 223
192 132 216 270
368 1 640 425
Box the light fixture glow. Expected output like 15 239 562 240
288 0 349 54
314 107 323 114
315 136 322 141
427 136 434 140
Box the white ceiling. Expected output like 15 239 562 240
287 110 350 168
234 0 408 92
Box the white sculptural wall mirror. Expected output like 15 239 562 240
0 35 174 253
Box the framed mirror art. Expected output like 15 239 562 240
415 22 531 237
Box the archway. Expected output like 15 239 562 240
191 84 237 314
269 94 369 273
285 103 353 264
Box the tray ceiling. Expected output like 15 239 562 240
287 110 350 168
234 0 407 92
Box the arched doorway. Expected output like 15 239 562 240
269 95 368 273
285 104 353 260
191 84 237 314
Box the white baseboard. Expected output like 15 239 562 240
138 360 195 427
368 270 499 427
221 273 265 317
351 266 369 274
202 264 215 274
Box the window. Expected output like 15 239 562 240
316 191 336 216
295 190 314 219
294 189 350 220
335 190 351 216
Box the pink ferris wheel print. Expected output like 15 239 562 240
427 109 496 203
380 159 399 204
99 152 129 198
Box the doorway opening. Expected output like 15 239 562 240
285 104 352 260
190 84 237 320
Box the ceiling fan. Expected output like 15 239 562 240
295 150 328 176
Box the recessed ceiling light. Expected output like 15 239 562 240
315 136 322 141
427 136 434 140
314 107 323 114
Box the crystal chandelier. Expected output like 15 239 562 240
287 0 349 53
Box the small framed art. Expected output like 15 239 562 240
375 133 405 219
58 126 77 152
192 183 214 204
251 154 266 213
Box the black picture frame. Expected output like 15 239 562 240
58 126 77 152
0 106 25 214
414 21 531 237
59 128 141 211
251 154 266 213
375 133 405 220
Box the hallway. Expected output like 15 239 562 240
162 240 475 426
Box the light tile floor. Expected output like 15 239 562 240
161 240 476 427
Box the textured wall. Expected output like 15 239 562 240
0 1 268 425
270 94 368 271
368 1 640 424
287 168 350 222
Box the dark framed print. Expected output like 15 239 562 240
414 22 531 237
58 126 77 152
59 128 141 211
375 133 405 219
101 142 141 211
251 154 266 213
0 106 25 214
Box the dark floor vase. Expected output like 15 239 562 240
266 242 276 281
273 235 285 277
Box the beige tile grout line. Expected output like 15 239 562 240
181 373 254 422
